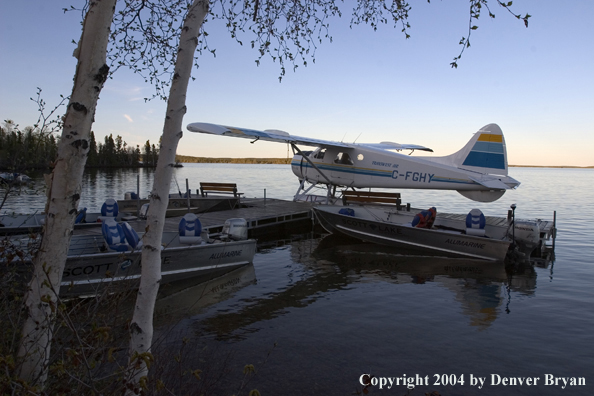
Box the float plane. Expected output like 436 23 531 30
186 122 520 203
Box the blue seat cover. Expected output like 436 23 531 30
75 207 87 224
179 213 202 244
101 199 119 217
101 218 129 252
121 222 141 249
179 213 202 237
466 208 486 230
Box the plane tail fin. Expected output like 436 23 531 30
440 124 509 176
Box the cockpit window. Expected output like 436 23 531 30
313 148 326 159
334 152 354 165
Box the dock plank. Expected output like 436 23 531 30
74 198 314 236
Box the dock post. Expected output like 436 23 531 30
510 203 517 249
186 179 190 213
552 210 557 250
136 174 140 217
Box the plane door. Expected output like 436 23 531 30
330 151 355 186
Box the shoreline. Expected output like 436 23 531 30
2 160 592 173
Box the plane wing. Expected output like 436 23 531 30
187 122 350 148
186 122 432 152
362 142 433 152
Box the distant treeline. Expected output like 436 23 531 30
0 122 58 170
175 155 291 164
86 132 159 168
0 121 159 170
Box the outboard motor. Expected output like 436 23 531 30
510 220 541 255
139 203 149 219
222 218 248 240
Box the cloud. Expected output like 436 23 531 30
104 83 144 101
124 114 133 123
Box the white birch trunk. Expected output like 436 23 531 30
17 0 116 386
125 1 209 391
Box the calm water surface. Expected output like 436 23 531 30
2 165 593 395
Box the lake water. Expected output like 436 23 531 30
2 164 593 395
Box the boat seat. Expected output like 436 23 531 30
466 208 486 236
101 218 130 252
179 213 202 244
101 198 119 217
98 198 119 222
75 207 87 224
122 221 142 250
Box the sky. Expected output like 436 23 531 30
1 0 593 167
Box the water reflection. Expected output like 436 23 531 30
313 235 516 331
192 234 544 342
154 264 257 329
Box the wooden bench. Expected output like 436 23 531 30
200 182 243 198
342 190 402 209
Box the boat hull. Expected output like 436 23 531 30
313 207 510 261
59 233 256 295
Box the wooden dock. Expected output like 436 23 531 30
77 197 315 239
165 197 314 236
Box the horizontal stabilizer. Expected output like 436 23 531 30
468 176 512 190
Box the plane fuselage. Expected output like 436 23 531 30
291 145 514 193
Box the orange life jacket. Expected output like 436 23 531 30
412 207 437 229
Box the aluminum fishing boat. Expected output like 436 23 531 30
5 214 256 296
313 205 554 261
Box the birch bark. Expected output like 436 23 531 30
17 0 116 386
125 0 209 391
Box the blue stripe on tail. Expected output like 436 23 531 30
462 152 505 169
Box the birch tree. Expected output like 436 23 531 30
17 0 117 386
122 1 210 391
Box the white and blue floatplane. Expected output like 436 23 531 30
187 122 519 203
186 122 556 261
